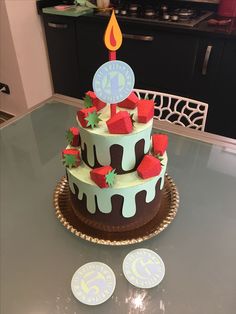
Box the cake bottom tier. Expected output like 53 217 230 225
69 179 163 232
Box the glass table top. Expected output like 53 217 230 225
1 100 236 314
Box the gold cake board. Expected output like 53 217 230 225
53 174 179 246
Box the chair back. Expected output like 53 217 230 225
134 88 208 131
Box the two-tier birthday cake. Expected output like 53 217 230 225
59 11 172 239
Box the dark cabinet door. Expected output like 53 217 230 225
211 40 236 138
118 24 199 96
76 20 107 98
190 38 227 136
43 15 80 98
191 38 224 102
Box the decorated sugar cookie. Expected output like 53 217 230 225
123 248 165 289
71 262 116 305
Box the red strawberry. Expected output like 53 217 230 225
152 134 168 156
90 166 116 188
86 91 106 111
117 92 139 109
66 127 80 147
77 106 97 128
137 99 154 123
137 155 162 179
106 111 133 134
62 149 80 168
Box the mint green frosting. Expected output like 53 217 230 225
67 152 167 218
78 106 152 171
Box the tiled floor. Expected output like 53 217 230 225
0 111 14 124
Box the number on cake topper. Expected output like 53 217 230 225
93 60 135 104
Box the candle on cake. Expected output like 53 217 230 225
104 10 122 61
93 10 135 118
104 10 123 116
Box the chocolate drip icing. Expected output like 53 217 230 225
70 179 162 232
81 142 101 170
110 145 124 173
81 139 145 174
135 139 145 168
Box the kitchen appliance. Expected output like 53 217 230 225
97 2 214 27
217 0 236 17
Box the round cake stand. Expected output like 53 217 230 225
53 174 179 246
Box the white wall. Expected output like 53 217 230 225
0 0 53 116
0 1 27 115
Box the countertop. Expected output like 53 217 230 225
1 96 236 314
84 12 236 39
198 15 236 38
41 7 236 39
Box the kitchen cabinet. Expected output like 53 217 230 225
43 15 80 98
191 37 226 135
210 40 236 138
74 19 199 97
191 37 224 101
75 20 107 95
119 24 199 96
42 14 235 138
191 37 235 138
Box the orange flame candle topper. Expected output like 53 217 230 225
104 10 123 60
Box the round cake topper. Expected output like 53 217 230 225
71 262 116 305
122 248 165 289
93 60 135 104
